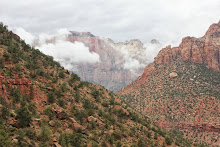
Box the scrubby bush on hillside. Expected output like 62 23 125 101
47 92 55 104
43 106 54 120
10 87 22 103
0 124 12 146
165 136 173 145
68 73 80 86
16 105 32 128
0 58 4 69
1 106 9 119
38 125 52 145
69 132 82 147
59 70 65 78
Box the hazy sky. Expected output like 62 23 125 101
0 0 219 45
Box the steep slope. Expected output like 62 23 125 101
0 23 197 146
117 21 220 146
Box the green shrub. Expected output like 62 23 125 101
112 131 121 141
43 106 54 120
36 68 45 77
154 133 158 140
16 106 32 128
10 87 22 103
138 138 145 147
69 133 82 147
92 142 99 147
102 101 108 107
59 71 65 78
146 131 152 138
0 57 4 69
24 128 36 140
0 124 11 146
83 99 94 109
59 133 69 147
68 73 80 86
165 136 173 145
47 92 55 104
91 90 99 99
29 86 34 100
14 63 21 71
57 98 66 108
3 52 10 61
38 126 52 143
1 106 9 119
74 91 80 102
115 140 122 147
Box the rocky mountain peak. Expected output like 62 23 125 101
154 21 220 71
150 39 160 44
204 20 220 37
69 31 96 37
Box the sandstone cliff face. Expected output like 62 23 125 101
67 33 161 92
154 21 220 71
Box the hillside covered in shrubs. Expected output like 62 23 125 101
0 23 203 147
117 21 220 146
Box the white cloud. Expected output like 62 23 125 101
124 58 145 70
13 27 100 70
37 40 100 71
1 0 219 45
114 39 162 74
141 42 163 64
14 27 35 45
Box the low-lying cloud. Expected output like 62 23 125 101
14 27 35 45
14 27 100 71
114 39 162 75
38 40 100 71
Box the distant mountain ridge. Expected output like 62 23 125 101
69 31 96 37
66 32 161 92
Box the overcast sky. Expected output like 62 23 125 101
0 0 219 46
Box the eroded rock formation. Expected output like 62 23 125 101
67 33 161 91
154 21 220 71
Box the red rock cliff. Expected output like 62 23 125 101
154 21 220 71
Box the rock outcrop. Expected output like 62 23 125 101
169 72 178 79
154 21 220 71
134 21 220 85
176 122 220 132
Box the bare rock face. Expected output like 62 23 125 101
34 30 161 92
176 122 220 132
67 34 160 92
154 21 220 71
72 122 86 131
137 21 220 85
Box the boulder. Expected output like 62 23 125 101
169 72 178 79
73 122 86 131
54 142 62 147
67 117 77 123
12 138 18 143
114 105 130 116
49 120 56 127
87 116 97 122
